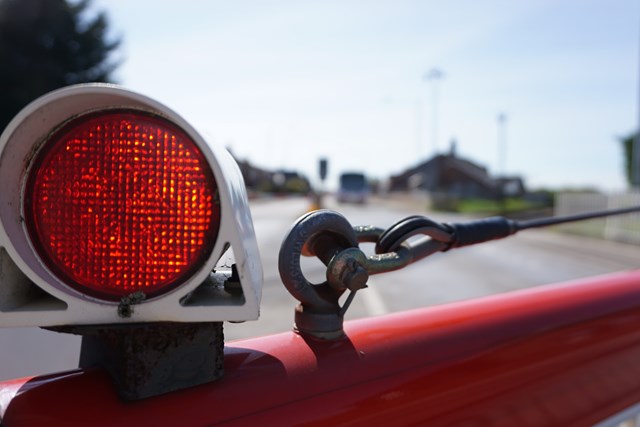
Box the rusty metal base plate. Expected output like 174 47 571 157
50 322 224 400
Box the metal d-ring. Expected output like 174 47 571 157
278 210 359 339
375 215 453 254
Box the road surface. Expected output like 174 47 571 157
1 195 639 380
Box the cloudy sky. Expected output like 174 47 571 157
95 0 639 191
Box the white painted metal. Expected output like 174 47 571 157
0 84 262 326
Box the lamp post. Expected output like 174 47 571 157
424 68 444 156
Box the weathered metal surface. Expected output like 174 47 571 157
49 322 224 400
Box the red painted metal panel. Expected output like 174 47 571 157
2 270 640 426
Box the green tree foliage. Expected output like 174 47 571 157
0 0 120 131
621 133 635 186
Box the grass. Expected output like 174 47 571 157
455 197 548 215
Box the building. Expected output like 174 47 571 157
389 147 525 199
233 154 311 195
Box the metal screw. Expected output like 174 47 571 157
340 258 368 292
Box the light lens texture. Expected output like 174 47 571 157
25 110 220 301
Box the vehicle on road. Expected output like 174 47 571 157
337 171 369 204
0 85 639 426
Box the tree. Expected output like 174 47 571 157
0 0 120 132
621 133 636 187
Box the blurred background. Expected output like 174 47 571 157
3 0 640 192
1 0 640 380
101 0 639 193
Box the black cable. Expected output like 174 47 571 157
445 217 517 248
372 205 640 254
516 205 640 231
443 205 640 249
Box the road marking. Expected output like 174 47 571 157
361 279 388 316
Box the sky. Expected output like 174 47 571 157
93 0 639 192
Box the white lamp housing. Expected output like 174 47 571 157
0 84 262 327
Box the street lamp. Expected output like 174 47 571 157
424 68 445 156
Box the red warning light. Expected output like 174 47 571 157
25 110 221 301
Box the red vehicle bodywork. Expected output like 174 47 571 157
2 270 640 426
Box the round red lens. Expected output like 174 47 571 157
25 110 221 301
